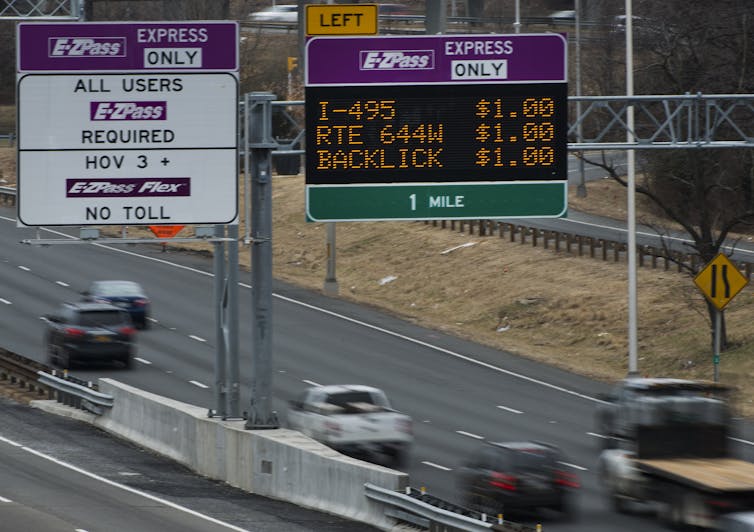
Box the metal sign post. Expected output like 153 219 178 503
245 92 279 430
694 253 749 381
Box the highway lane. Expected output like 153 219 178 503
0 396 375 532
2 206 753 531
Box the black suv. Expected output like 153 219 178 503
457 441 579 520
44 302 136 369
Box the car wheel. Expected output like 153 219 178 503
389 447 409 469
58 348 72 370
555 494 578 521
47 344 58 366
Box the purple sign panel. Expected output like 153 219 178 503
306 34 566 85
18 22 238 72
66 178 191 198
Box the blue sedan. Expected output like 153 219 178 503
82 280 151 329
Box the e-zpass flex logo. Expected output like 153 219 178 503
359 50 434 71
48 37 126 58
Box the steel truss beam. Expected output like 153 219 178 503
1 0 80 19
569 94 754 150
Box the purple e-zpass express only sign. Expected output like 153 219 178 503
18 21 238 72
306 34 566 85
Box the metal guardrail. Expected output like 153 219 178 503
0 346 112 414
0 347 52 399
365 483 539 532
37 370 113 415
0 185 15 206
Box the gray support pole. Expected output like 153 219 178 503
323 222 339 295
246 92 279 430
227 223 241 418
212 224 227 418
425 0 447 34
714 309 721 382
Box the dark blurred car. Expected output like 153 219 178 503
82 280 151 329
44 302 136 369
457 441 579 520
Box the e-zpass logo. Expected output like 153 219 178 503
48 37 126 58
90 101 166 121
359 50 434 70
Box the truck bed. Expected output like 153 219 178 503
636 458 754 492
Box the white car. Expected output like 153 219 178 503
287 384 413 468
248 5 298 24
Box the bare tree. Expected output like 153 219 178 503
579 1 754 350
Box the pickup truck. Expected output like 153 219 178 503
287 384 413 468
594 377 731 448
596 379 754 528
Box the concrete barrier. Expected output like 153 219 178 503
92 379 408 528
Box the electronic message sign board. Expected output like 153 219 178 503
305 34 568 222
16 21 238 227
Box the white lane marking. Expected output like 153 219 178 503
189 380 209 389
422 461 452 471
0 220 619 406
302 379 321 387
20 446 251 531
0 435 23 447
730 437 754 446
561 216 754 258
134 357 152 365
587 432 610 439
18 265 30 271
0 496 12 503
557 461 588 471
75 529 89 532
55 281 69 287
497 405 523 414
456 430 484 440
189 335 206 343
0 298 10 305
146 317 157 323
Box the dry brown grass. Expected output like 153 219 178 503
3 145 754 416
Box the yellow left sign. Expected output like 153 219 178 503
305 4 378 36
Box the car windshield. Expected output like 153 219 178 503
79 310 126 327
96 282 143 296
325 391 388 409
507 448 557 472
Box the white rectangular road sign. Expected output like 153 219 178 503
17 72 238 226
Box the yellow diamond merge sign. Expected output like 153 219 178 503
693 253 749 311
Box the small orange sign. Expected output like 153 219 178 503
149 225 185 239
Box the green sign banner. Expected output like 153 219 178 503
306 182 567 222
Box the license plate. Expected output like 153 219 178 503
95 335 111 342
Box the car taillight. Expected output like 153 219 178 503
64 327 85 337
490 472 517 491
134 298 149 307
554 470 580 488
396 418 412 435
324 420 341 436
119 326 136 336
